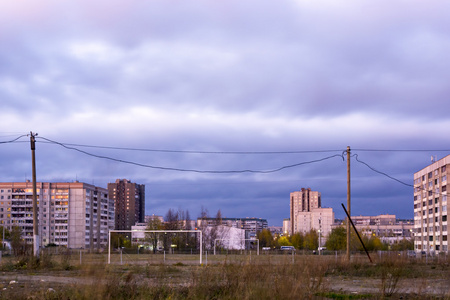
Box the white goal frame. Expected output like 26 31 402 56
213 238 259 255
108 230 203 264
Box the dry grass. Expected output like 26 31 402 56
0 251 449 299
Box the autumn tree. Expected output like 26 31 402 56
303 229 319 250
163 208 179 251
290 232 304 250
257 229 274 248
391 238 413 251
11 226 28 256
277 236 292 247
326 227 347 251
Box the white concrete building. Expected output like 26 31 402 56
413 155 449 254
206 225 246 250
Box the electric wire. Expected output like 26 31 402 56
0 134 28 144
353 154 413 187
37 136 345 174
353 154 448 199
4 134 448 193
36 140 343 155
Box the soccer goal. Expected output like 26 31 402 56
213 238 259 255
108 229 203 265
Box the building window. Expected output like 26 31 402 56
442 186 447 192
443 215 447 222
428 172 433 179
442 166 447 172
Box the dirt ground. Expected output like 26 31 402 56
0 271 449 298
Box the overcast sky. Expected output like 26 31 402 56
1 0 450 226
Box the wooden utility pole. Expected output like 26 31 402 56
30 132 40 257
346 146 351 261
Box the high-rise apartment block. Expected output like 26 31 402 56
290 188 321 234
0 181 114 250
108 179 145 230
289 188 334 245
413 155 449 254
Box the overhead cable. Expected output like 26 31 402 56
37 136 344 174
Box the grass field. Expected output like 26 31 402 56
0 250 449 299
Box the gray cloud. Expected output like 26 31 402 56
1 0 450 225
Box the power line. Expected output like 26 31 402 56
355 154 444 197
353 154 413 187
37 136 345 174
353 148 450 152
36 140 343 155
0 134 28 144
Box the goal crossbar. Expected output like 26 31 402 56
108 230 202 264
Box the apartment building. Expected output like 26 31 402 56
290 188 321 234
108 179 145 230
0 181 115 250
197 217 268 237
413 155 449 253
332 214 413 245
297 207 334 236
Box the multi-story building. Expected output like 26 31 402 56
197 217 268 238
413 155 449 254
0 181 114 250
108 179 145 230
290 188 321 234
282 218 291 236
297 207 334 240
332 214 413 245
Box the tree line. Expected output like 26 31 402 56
257 226 413 251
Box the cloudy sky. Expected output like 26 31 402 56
1 0 450 225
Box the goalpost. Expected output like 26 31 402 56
108 230 203 265
213 239 259 255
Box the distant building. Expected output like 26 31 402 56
333 214 413 245
295 208 334 247
413 155 449 254
205 225 246 250
197 217 268 238
268 226 283 236
108 179 145 230
290 188 321 234
289 187 334 244
0 181 114 250
145 214 164 223
282 218 290 236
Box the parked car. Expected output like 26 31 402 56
280 246 295 251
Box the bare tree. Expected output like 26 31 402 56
163 208 179 251
146 218 163 253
